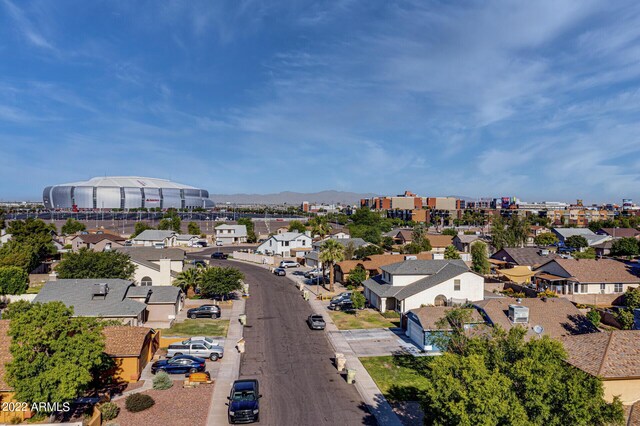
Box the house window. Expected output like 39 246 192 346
580 283 588 293
454 279 461 291
284 241 289 247
141 276 152 286
302 240 305 246
600 283 606 294
614 283 623 293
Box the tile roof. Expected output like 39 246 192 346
72 233 126 244
103 326 154 357
538 258 640 283
381 259 467 275
0 320 10 391
409 306 485 330
561 331 640 379
474 297 597 339
425 234 454 248
491 247 560 267
33 279 147 318
597 228 640 238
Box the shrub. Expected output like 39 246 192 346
152 371 173 390
125 393 155 413
537 289 557 298
100 402 120 421
586 309 601 328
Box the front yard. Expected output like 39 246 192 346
328 309 400 330
162 319 230 337
360 355 431 402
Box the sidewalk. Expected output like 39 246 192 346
206 296 246 425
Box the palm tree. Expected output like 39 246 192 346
173 267 202 296
309 216 331 238
319 239 345 292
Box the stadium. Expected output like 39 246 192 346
43 176 213 210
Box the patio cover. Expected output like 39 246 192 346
497 266 536 284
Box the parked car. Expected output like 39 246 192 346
273 267 286 276
304 268 327 279
216 240 223 246
307 314 326 330
190 259 207 267
182 336 222 347
331 291 352 303
328 299 354 311
227 379 261 424
279 260 300 268
151 355 206 375
192 241 208 248
211 252 228 260
308 275 329 284
167 341 224 361
187 304 221 319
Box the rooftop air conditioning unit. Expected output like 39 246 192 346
404 255 417 260
539 249 550 256
93 283 109 296
509 304 529 324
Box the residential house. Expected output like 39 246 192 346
132 230 177 248
69 233 126 252
426 234 455 253
596 228 640 239
174 234 202 247
329 230 350 239
592 240 615 257
452 234 488 253
474 297 596 340
256 232 312 257
526 226 551 246
116 247 185 286
103 326 159 383
405 306 485 353
491 247 560 269
534 258 640 297
362 259 484 314
33 279 184 327
335 253 434 284
552 227 611 247
215 224 248 245
562 331 640 404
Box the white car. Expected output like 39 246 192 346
279 260 300 268
216 240 223 246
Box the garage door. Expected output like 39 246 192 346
407 318 424 350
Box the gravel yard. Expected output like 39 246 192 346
113 381 214 426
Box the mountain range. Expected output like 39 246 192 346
209 190 379 205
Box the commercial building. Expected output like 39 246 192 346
43 176 213 210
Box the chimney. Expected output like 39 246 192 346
48 271 57 282
304 230 311 238
159 258 172 277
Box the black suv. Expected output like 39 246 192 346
187 304 221 319
227 379 261 424
211 252 228 260
328 299 354 311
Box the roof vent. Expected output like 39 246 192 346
539 249 549 256
509 304 529 324
92 283 109 298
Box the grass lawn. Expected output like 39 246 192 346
361 355 432 402
328 309 400 330
162 319 230 337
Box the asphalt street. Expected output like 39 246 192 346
210 260 375 426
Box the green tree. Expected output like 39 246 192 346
343 241 356 260
131 222 153 238
6 218 57 262
0 300 32 319
187 222 201 235
61 218 86 235
308 216 331 239
354 244 384 259
623 287 640 310
347 265 367 289
381 236 395 251
615 309 635 330
573 247 596 259
319 239 345 292
0 266 29 295
351 291 366 315
419 321 624 426
565 235 588 250
490 216 508 251
534 232 558 246
403 242 422 254
444 245 461 260
288 220 307 233
611 237 639 256
470 241 490 274
199 266 244 300
7 302 107 408
55 249 135 280
0 242 39 272
157 219 172 231
586 309 601 328
159 210 181 232
441 228 457 236
173 267 202 294
237 218 256 243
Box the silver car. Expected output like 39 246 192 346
167 341 224 361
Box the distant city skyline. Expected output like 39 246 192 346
1 1 639 202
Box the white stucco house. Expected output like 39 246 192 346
132 230 178 248
215 224 248 245
362 259 484 314
116 247 185 286
256 232 312 257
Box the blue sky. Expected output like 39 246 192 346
1 1 639 203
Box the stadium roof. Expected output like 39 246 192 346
53 176 198 189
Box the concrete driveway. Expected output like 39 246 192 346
340 328 424 357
